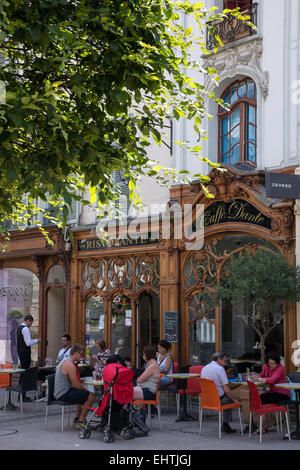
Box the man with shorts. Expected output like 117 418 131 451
201 351 239 433
54 343 95 429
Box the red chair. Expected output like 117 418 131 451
159 361 178 408
176 365 203 418
246 380 291 444
199 378 243 439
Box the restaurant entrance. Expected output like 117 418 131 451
136 292 160 366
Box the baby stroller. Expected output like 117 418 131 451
78 362 136 443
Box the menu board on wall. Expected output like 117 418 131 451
164 311 178 343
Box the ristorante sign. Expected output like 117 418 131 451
192 199 271 231
78 233 159 251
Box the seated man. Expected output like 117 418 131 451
201 351 239 434
37 334 72 399
54 343 95 429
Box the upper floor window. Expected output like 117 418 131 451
218 78 257 166
223 0 252 9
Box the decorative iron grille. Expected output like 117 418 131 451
206 3 258 50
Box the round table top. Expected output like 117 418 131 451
83 379 104 387
230 359 262 364
0 368 25 373
275 382 300 390
166 373 200 379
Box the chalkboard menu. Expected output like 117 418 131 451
164 311 178 343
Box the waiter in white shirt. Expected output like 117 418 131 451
17 314 41 401
56 334 72 364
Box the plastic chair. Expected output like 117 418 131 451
133 377 161 430
199 378 243 439
0 363 12 389
246 380 291 444
44 374 71 432
4 367 39 413
176 365 203 418
159 361 178 408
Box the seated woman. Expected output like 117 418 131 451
156 339 174 391
133 346 161 400
255 351 290 433
90 339 111 378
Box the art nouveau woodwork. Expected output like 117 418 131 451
0 165 297 372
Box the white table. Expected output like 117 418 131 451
275 382 300 439
0 368 25 410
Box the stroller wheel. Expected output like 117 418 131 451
122 427 135 440
78 426 91 439
103 430 115 443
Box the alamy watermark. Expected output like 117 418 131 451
95 197 205 251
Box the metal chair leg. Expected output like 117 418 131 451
157 404 162 430
45 406 48 429
249 412 252 437
218 412 222 439
285 411 291 441
259 415 262 444
199 408 203 435
276 413 280 439
238 408 243 436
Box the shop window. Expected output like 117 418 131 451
189 291 216 365
218 78 257 166
85 296 105 358
110 295 131 359
0 268 39 364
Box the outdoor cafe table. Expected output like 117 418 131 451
275 382 300 440
166 373 201 422
0 368 25 410
83 379 104 387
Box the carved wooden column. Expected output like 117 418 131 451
69 256 82 344
160 247 180 363
31 255 45 359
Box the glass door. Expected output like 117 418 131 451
137 292 160 367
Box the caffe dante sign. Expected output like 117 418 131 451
192 199 271 231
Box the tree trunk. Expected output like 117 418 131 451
260 337 265 365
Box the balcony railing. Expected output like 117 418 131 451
206 3 258 50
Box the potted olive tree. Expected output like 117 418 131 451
212 249 300 365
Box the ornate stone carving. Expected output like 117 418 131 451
203 38 269 100
31 255 44 282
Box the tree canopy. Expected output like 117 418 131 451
0 0 250 236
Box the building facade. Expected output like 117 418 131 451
0 0 299 372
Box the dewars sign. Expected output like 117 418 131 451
266 173 300 199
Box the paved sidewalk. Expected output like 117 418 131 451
0 390 299 451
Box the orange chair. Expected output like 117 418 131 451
246 380 291 444
176 365 203 418
199 378 243 439
0 363 12 389
133 377 161 430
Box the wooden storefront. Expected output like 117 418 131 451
0 165 297 372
